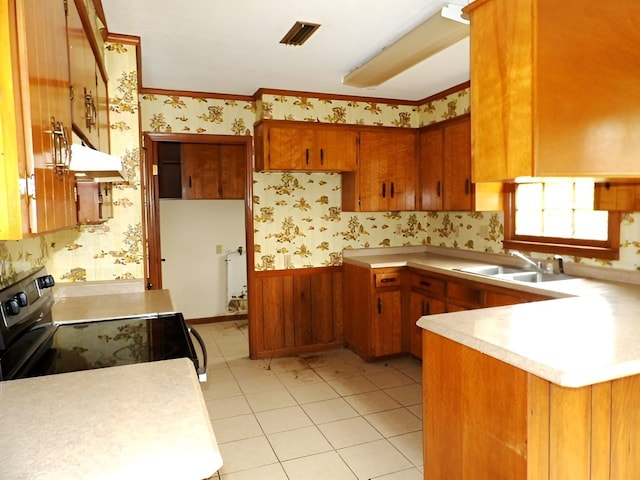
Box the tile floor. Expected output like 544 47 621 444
193 320 424 480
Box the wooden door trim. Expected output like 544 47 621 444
141 132 254 292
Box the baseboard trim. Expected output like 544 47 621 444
187 313 248 324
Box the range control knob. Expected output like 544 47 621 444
15 292 28 307
4 298 20 316
36 275 55 289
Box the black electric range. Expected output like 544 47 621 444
0 267 206 382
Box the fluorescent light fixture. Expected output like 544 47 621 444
342 4 469 88
70 144 126 182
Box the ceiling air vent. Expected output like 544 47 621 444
279 21 321 46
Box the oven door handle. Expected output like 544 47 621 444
187 326 208 383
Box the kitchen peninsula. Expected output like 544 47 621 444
343 246 640 479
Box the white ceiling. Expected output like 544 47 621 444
101 0 470 102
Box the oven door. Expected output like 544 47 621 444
20 313 208 381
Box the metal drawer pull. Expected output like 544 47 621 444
380 277 397 283
419 280 431 287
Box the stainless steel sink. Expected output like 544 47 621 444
456 265 575 283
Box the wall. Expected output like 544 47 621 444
159 199 246 319
1 53 639 284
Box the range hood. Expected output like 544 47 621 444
70 144 126 182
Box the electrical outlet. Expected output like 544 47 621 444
396 224 402 235
284 255 292 268
479 225 489 238
216 244 222 254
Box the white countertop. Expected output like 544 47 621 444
344 246 640 388
0 358 222 480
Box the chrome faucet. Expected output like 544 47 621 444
510 250 541 270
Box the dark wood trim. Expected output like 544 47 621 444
105 32 141 45
503 186 621 261
141 132 253 292
251 341 345 360
187 314 248 325
254 265 342 277
415 80 470 105
139 86 255 103
92 0 107 33
253 87 421 106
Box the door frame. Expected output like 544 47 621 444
141 132 254 295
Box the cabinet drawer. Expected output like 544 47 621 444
374 272 401 288
410 274 446 297
447 281 484 307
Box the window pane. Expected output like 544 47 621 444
574 210 608 240
543 209 573 237
515 179 607 242
543 182 573 209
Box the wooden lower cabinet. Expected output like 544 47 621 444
424 332 640 480
343 263 403 360
250 267 343 358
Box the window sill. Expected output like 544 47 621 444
503 239 619 261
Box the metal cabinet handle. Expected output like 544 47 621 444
419 280 431 287
377 297 382 314
437 180 441 197
85 91 97 130
465 178 471 195
305 148 309 165
390 182 395 198
320 148 324 165
382 183 386 198
380 277 397 284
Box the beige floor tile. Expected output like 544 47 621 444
201 379 243 400
211 413 263 444
364 408 422 437
236 375 285 395
388 431 423 467
345 390 401 415
366 369 415 389
275 368 324 388
220 462 288 480
206 395 252 420
372 467 424 479
217 436 278 474
255 405 313 434
302 397 358 424
318 416 383 449
245 389 297 413
287 381 339 404
282 451 357 480
338 439 413 480
327 375 379 396
267 425 333 461
314 365 366 381
383 383 422 406
406 404 422 420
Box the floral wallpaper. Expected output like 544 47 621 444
1 58 640 284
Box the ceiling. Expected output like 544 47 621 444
101 0 470 102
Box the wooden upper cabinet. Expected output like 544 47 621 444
467 0 640 180
343 128 417 212
67 0 109 151
181 143 245 199
419 115 502 212
254 121 358 172
0 0 76 239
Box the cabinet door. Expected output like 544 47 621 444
219 144 246 199
267 125 314 170
181 143 219 199
314 128 358 171
371 289 402 357
443 117 472 211
25 0 75 233
358 130 416 211
419 128 444 210
408 290 446 358
68 0 99 148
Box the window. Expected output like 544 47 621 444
504 179 620 260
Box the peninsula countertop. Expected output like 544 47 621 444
0 358 222 480
343 246 640 388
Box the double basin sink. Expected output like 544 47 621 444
456 265 575 284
